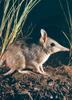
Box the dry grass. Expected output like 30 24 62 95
0 0 41 56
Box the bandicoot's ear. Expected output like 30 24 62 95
40 29 48 44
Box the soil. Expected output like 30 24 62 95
0 65 72 100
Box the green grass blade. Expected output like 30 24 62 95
9 0 41 44
59 0 70 30
66 0 72 29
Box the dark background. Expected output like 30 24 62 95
0 0 72 67
24 0 71 67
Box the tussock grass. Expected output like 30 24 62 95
59 0 72 65
0 0 41 56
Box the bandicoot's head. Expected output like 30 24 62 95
40 29 69 55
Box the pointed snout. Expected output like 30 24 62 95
61 46 70 51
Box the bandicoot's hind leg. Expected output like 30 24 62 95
18 69 31 74
3 68 15 76
0 59 4 67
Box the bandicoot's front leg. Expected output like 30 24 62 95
30 62 47 75
39 65 47 75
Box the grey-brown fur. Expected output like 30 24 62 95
0 29 69 76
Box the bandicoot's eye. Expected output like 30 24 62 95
50 43 55 47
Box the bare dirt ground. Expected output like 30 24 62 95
0 65 72 100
